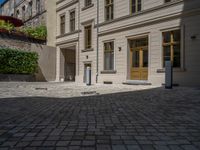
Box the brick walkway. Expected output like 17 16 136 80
0 87 200 150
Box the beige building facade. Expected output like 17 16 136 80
51 0 200 86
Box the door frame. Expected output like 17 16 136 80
127 34 150 81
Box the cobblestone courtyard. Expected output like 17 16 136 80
0 83 200 150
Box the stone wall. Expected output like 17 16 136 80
0 33 56 82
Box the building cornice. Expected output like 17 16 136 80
95 0 183 28
56 0 78 12
97 8 200 36
56 37 79 46
56 30 80 39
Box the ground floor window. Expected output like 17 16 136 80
162 30 181 67
104 41 114 70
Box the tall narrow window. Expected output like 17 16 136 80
85 0 92 7
70 11 75 32
131 0 141 14
105 0 113 21
22 6 25 21
36 0 41 14
28 1 32 18
163 30 181 67
85 25 92 49
16 10 19 18
60 15 65 35
104 41 114 70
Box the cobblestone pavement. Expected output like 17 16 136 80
0 84 200 150
0 82 158 98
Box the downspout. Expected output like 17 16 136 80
96 0 99 83
78 0 80 76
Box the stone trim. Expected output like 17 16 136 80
82 3 94 11
95 0 183 28
56 30 80 39
81 19 94 26
81 48 94 52
98 8 200 36
101 70 117 74
56 38 79 46
56 0 79 12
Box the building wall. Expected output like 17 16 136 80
54 0 200 86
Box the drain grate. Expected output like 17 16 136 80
35 88 48 90
81 91 99 96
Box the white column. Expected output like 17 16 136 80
56 47 61 82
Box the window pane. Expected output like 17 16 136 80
143 50 148 67
104 42 114 70
132 0 136 13
173 30 180 42
132 50 139 67
138 0 141 11
163 32 171 43
173 45 180 67
163 46 171 67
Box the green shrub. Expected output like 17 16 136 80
21 25 47 40
0 20 14 32
0 48 39 74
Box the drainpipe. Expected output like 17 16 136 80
96 0 99 83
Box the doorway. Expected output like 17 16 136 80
130 37 148 80
84 63 91 83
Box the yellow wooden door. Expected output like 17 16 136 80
130 47 148 80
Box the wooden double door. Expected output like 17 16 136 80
130 38 148 80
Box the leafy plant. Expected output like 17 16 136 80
21 25 47 40
0 20 14 32
0 48 39 74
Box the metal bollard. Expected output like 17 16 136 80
165 61 173 89
86 66 91 86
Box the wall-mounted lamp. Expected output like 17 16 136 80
118 47 122 51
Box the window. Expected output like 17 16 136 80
105 0 113 21
60 15 65 35
85 25 92 49
85 0 92 7
16 10 19 18
104 41 114 70
36 0 41 14
130 0 141 14
22 6 25 21
70 11 75 32
163 30 181 67
28 1 32 18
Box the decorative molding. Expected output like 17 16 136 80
101 70 117 74
95 0 183 28
56 37 79 46
81 19 94 26
56 30 80 39
81 48 94 52
56 0 78 12
82 3 94 11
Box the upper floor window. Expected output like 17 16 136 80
85 25 92 49
22 6 25 21
60 15 65 35
70 10 75 32
162 30 181 68
28 1 32 18
16 10 20 18
85 0 92 7
104 41 114 70
36 0 41 14
105 0 113 21
131 0 141 14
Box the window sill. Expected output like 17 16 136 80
157 68 186 73
82 3 94 11
56 30 80 39
81 48 94 52
101 70 117 74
